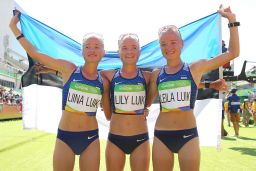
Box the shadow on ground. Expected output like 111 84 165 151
230 147 256 156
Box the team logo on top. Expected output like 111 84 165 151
180 75 187 79
73 79 82 82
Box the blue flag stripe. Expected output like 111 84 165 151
20 12 221 70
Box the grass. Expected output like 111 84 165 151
0 120 256 171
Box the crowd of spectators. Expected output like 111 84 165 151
0 86 22 112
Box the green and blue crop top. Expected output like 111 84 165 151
62 67 104 116
156 63 197 112
110 69 147 115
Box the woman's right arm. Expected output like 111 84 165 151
9 10 75 77
198 78 228 91
101 70 116 120
101 75 112 121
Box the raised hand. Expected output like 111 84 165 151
218 4 236 22
10 10 21 26
211 78 228 91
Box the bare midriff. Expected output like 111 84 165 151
58 110 98 131
109 113 148 135
155 110 197 130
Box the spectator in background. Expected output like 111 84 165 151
221 92 228 137
222 40 228 53
222 40 231 70
241 99 252 127
7 89 14 105
252 99 256 127
0 86 5 112
224 98 231 126
227 89 241 137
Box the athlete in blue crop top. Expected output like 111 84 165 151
62 67 104 116
102 33 150 171
10 13 111 171
147 6 240 171
157 63 198 111
110 69 147 115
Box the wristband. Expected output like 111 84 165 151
16 34 24 40
228 22 240 28
205 82 210 88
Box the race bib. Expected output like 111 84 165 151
158 80 191 111
114 83 145 114
65 82 102 113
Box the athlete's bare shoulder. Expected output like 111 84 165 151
101 69 116 81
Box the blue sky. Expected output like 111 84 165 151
13 0 256 74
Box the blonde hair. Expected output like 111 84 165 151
158 25 182 39
82 32 104 47
118 33 140 48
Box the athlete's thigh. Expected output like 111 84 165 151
79 138 100 171
105 140 126 171
53 139 75 171
130 140 150 171
152 137 174 171
178 137 200 171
